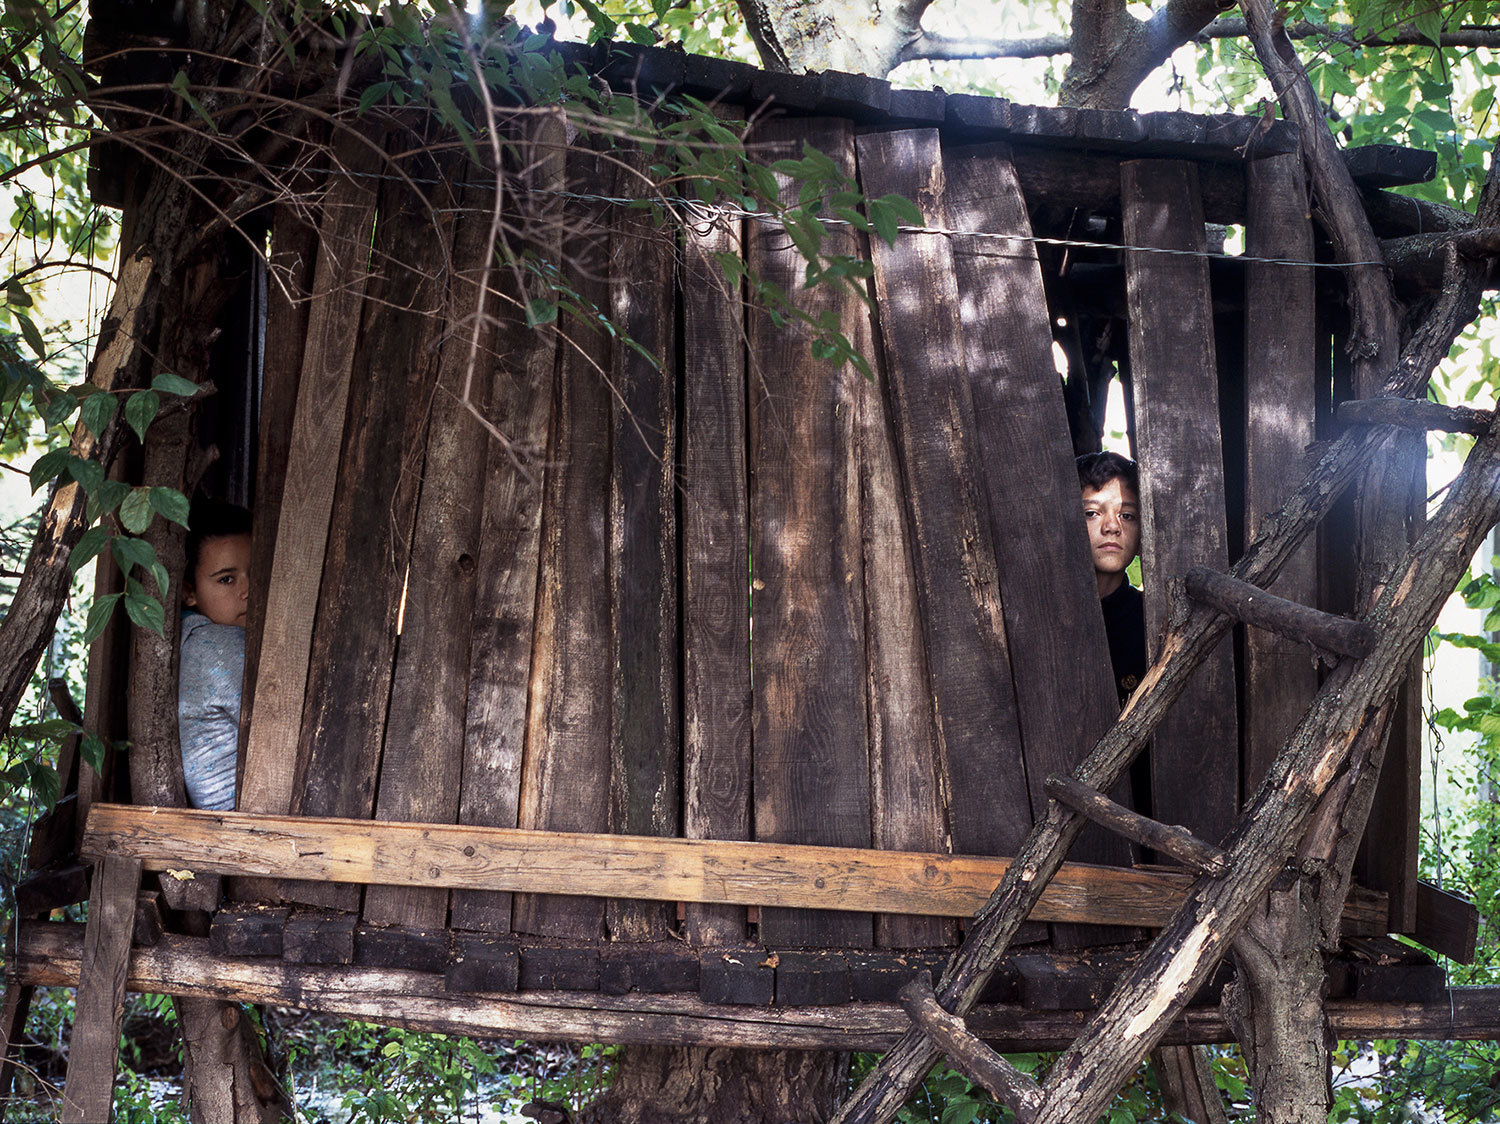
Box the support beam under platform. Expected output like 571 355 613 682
14 923 1500 1051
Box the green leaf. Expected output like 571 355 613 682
79 390 117 438
88 479 131 520
83 593 122 644
526 298 558 326
877 192 925 227
10 718 81 741
625 21 657 44
29 448 68 493
70 526 111 574
151 372 200 397
150 562 171 600
111 535 157 576
16 310 45 357
67 455 104 494
119 487 153 534
124 389 160 442
25 759 60 813
149 486 191 527
124 591 166 636
43 388 78 428
80 733 107 772
170 68 218 132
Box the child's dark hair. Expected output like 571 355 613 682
185 499 252 581
1076 451 1139 495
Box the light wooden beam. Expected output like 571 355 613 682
82 804 1387 931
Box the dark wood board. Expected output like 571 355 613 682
747 117 873 950
0 980 33 1101
854 129 1010 950
680 155 753 948
1119 159 1239 845
59 854 140 1124
606 143 681 943
512 138 614 941
238 131 383 824
450 111 566 935
364 151 489 931
287 139 460 911
1242 153 1319 795
943 139 1137 946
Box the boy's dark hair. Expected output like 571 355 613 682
185 499 252 581
1076 451 1139 495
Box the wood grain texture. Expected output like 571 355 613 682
363 153 489 931
1243 153 1318 795
943 139 1137 946
747 117 873 950
449 111 565 935
680 173 752 948
607 144 681 943
72 804 1361 929
60 854 140 1124
238 131 382 820
20 923 1497 1050
1120 159 1239 845
286 142 460 911
512 139 614 940
240 194 320 786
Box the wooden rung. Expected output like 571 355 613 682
1336 397 1492 436
1043 777 1229 877
1184 566 1376 658
899 975 1041 1123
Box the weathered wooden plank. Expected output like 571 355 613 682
285 141 460 913
855 129 1023 949
512 139 614 940
238 131 382 821
80 804 1377 931
680 158 752 950
1120 159 1239 844
59 854 140 1124
240 193 321 791
606 144 681 943
0 979 32 1101
1413 881 1478 964
1243 152 1318 795
76 461 128 853
24 924 1493 1050
449 111 565 935
943 138 1136 945
747 117 873 949
363 152 489 932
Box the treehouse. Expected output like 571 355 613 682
5 33 1492 1121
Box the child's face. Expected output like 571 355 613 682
184 533 252 627
1082 478 1140 579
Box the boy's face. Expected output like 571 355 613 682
1082 478 1140 588
184 533 251 627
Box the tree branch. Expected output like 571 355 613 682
898 17 1500 65
1061 0 1231 108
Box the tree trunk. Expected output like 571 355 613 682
580 1047 846 1124
175 998 286 1124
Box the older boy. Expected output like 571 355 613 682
1077 451 1147 703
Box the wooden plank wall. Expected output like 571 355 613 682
238 115 1308 950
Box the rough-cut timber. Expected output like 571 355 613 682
239 133 381 821
946 139 1137 944
1121 157 1239 844
748 117 873 949
856 128 1037 943
513 139 614 941
680 170 753 950
21 924 1500 1050
1243 152 1319 794
81 804 1339 929
60 854 140 1124
449 111 565 935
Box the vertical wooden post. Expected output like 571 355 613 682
61 854 141 1124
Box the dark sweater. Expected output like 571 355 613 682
1101 580 1147 704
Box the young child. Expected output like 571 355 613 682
1077 451 1147 703
178 499 251 811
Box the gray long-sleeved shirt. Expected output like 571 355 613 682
178 611 243 811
